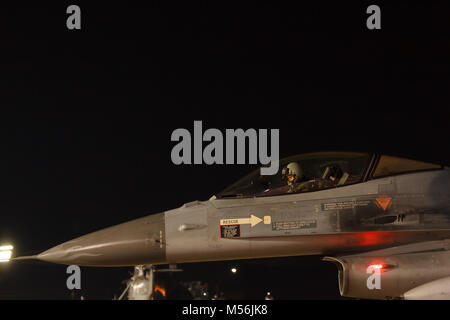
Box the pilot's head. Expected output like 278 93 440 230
282 162 303 187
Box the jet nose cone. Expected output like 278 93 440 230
37 242 103 264
37 213 167 267
37 244 77 263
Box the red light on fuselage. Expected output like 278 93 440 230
370 264 384 269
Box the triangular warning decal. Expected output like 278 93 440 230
376 197 392 211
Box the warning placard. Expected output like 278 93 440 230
272 220 317 231
321 200 371 211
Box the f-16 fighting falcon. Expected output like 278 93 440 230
12 152 450 299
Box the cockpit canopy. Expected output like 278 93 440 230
217 152 372 198
216 152 442 199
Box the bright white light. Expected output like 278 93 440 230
0 244 13 262
0 250 12 262
231 267 237 273
0 245 13 251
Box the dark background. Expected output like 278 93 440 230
0 1 449 299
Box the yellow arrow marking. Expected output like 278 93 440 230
220 214 263 227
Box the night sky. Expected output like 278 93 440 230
0 1 449 299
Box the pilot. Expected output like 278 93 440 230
282 162 311 193
282 162 342 193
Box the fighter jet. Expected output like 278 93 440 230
13 152 450 299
